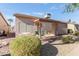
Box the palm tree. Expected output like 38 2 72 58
65 3 79 12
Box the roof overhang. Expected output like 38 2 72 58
14 13 67 24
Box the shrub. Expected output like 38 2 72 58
62 35 74 43
9 35 41 56
74 31 79 36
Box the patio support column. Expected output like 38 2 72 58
34 19 42 39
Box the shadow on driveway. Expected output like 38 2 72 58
40 43 58 56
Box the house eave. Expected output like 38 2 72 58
14 13 67 24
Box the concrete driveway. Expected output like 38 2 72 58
41 40 79 56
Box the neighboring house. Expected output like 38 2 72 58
0 12 9 34
14 13 68 36
67 23 79 33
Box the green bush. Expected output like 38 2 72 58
62 35 74 43
9 35 41 56
74 32 79 36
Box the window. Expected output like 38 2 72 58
27 24 33 33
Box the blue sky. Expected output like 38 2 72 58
0 3 79 26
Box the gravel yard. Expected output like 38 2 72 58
0 37 79 56
0 38 14 56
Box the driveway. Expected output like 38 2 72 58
41 40 79 56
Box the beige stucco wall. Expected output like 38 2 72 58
15 17 37 35
41 22 55 36
55 23 67 35
52 22 57 35
41 22 67 36
0 15 9 34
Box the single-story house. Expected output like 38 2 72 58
14 13 68 36
0 12 9 35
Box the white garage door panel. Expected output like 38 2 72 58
27 25 33 33
19 22 27 33
19 22 34 34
